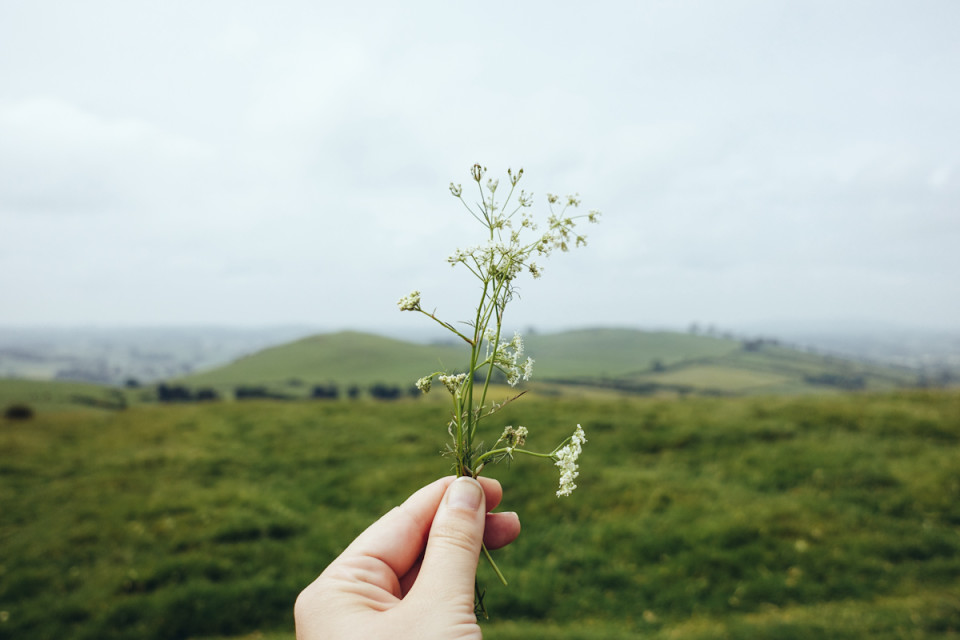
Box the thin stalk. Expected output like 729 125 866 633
482 544 508 586
464 279 490 460
474 446 556 469
417 309 474 346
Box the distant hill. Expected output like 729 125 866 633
181 331 465 390
527 328 918 395
180 328 921 397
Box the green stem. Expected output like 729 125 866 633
473 446 555 469
482 544 508 586
417 309 474 346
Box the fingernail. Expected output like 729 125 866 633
447 477 483 511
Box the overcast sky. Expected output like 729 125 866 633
1 0 958 335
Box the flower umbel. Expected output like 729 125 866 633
397 291 421 311
397 164 599 617
554 425 587 497
438 373 468 395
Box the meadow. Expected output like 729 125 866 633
1 388 958 639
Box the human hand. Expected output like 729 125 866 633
294 476 522 640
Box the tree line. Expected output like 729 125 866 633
153 382 421 402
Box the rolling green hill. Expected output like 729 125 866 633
523 328 741 378
181 331 465 390
179 328 920 398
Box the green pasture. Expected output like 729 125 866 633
0 378 130 412
523 328 741 378
1 389 958 639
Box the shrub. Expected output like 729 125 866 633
4 403 34 420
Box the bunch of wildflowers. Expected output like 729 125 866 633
397 164 600 616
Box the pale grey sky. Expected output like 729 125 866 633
1 0 958 333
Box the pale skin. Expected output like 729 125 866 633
294 476 522 640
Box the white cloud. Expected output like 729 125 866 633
0 98 215 215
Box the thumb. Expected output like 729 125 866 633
410 476 487 603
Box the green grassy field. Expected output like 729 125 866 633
0 378 131 412
1 389 958 639
176 329 920 398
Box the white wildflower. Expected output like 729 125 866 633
415 376 432 394
482 331 533 387
397 291 421 311
555 424 586 497
438 373 468 395
510 331 524 354
501 425 528 449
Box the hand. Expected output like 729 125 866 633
294 476 522 640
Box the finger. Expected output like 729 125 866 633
328 476 504 585
484 511 521 550
408 477 487 604
477 476 504 511
397 510 520 597
328 477 450 588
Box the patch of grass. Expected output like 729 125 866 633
0 378 130 414
1 391 958 639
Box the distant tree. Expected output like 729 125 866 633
651 358 666 372
311 383 339 400
234 386 293 400
157 383 193 402
4 404 34 420
347 385 361 400
369 383 402 400
195 388 219 402
124 378 141 389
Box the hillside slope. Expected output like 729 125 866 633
181 328 920 397
182 331 465 389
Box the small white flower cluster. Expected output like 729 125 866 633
501 425 528 450
415 376 432 393
555 424 587 498
438 373 468 395
444 165 601 293
397 290 421 312
486 331 534 387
